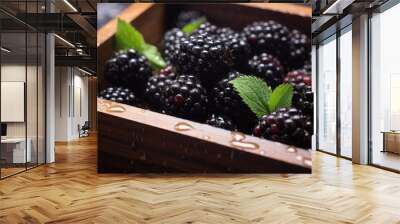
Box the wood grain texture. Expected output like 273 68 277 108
98 99 311 173
0 135 400 223
97 3 155 47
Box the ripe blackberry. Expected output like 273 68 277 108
220 32 251 71
172 33 231 88
206 114 236 131
248 53 285 88
162 28 185 63
284 70 313 118
162 75 209 122
253 107 312 149
144 66 176 112
192 23 250 71
213 71 257 133
242 20 290 59
176 10 204 28
99 87 140 106
104 49 152 96
193 22 234 36
285 29 311 70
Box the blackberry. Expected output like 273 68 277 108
171 33 231 88
242 20 290 59
284 70 313 118
162 28 185 63
206 114 236 131
193 22 234 36
104 49 152 96
220 32 251 71
193 23 250 70
176 10 204 28
144 66 176 112
285 29 311 70
253 107 312 149
99 87 140 106
213 71 257 133
248 53 285 88
162 75 209 122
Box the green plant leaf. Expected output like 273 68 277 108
115 19 146 51
268 83 294 113
142 44 167 69
115 19 166 69
182 17 206 34
229 76 272 118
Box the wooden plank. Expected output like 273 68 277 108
98 99 311 173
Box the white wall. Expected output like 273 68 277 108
54 66 89 141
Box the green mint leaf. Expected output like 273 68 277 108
115 19 166 69
182 17 206 34
229 76 272 118
142 45 167 69
268 83 293 113
115 19 146 51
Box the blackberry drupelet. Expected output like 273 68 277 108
162 28 185 63
104 49 152 96
248 53 285 88
192 22 234 36
284 70 313 118
99 87 140 106
162 75 209 122
171 33 232 88
176 10 204 28
144 66 176 112
192 23 250 71
284 29 311 70
253 107 312 149
213 71 257 133
242 20 290 59
206 114 236 131
220 32 251 71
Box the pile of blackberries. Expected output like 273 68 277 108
100 11 313 148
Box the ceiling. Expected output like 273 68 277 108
312 0 389 43
0 0 97 73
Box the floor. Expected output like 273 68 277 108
1 163 42 178
372 150 400 171
0 135 400 224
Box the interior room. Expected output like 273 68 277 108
0 7 46 178
313 0 400 172
0 1 399 223
0 0 97 179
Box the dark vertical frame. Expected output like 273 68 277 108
367 10 373 165
336 28 341 157
36 0 39 168
25 0 28 171
315 44 320 151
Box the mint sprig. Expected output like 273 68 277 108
182 17 206 34
115 19 166 69
229 76 293 117
268 83 293 113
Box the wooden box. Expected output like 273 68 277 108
97 3 312 173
